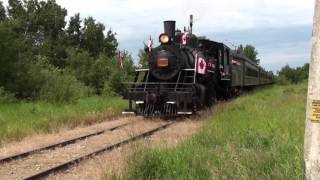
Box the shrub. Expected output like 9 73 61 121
277 75 290 86
0 87 17 103
39 70 92 103
102 80 116 97
27 56 93 103
277 64 309 84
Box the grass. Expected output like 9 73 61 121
0 96 126 143
120 83 307 180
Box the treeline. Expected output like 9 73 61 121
0 0 134 103
277 63 309 84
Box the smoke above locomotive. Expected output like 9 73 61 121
122 15 274 117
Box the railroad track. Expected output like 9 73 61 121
0 122 130 164
0 120 173 180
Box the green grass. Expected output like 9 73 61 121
0 96 126 143
121 83 306 180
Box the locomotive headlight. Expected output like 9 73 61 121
159 34 170 44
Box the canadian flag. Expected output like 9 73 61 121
195 53 207 74
181 32 188 45
147 35 153 52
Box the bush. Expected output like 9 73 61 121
66 49 134 95
39 71 92 103
27 56 92 103
277 75 290 86
0 87 17 103
102 80 116 97
277 64 309 84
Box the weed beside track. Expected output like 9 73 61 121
121 83 306 180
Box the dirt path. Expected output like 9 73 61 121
0 113 207 180
48 119 204 180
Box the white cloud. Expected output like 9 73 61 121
3 0 315 70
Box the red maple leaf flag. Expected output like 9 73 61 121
147 35 153 52
195 53 207 74
181 32 188 45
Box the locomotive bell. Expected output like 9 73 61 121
163 21 176 40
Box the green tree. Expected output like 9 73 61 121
0 1 6 21
243 45 258 64
0 20 32 98
277 64 309 84
82 17 105 58
103 29 118 57
138 49 148 68
66 13 82 48
7 0 26 20
1 0 126 100
238 44 259 64
37 0 67 67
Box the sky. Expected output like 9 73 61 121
4 0 315 72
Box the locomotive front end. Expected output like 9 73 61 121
122 20 196 117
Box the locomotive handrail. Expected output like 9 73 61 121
123 82 195 85
134 68 195 72
135 69 149 72
129 88 192 93
183 69 195 71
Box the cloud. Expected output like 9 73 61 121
54 0 313 71
3 0 315 71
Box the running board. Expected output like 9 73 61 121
177 112 192 115
122 111 135 115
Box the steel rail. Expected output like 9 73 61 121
23 122 174 180
0 122 131 164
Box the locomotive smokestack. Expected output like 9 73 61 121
163 21 176 39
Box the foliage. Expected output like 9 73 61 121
0 1 5 21
23 56 92 103
238 44 259 64
0 20 31 98
0 87 17 103
66 49 134 95
66 13 82 48
277 63 309 84
122 83 306 180
81 17 106 58
138 49 149 68
0 0 133 103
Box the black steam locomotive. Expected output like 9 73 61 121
122 17 274 117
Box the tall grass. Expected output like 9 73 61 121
0 96 126 143
122 83 306 180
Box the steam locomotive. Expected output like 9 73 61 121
122 17 274 117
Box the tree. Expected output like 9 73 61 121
82 17 105 58
0 1 6 21
277 63 309 84
238 44 259 64
1 0 125 100
36 0 67 67
0 20 31 97
66 13 82 48
138 49 148 67
103 29 118 58
243 45 259 64
7 0 26 20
